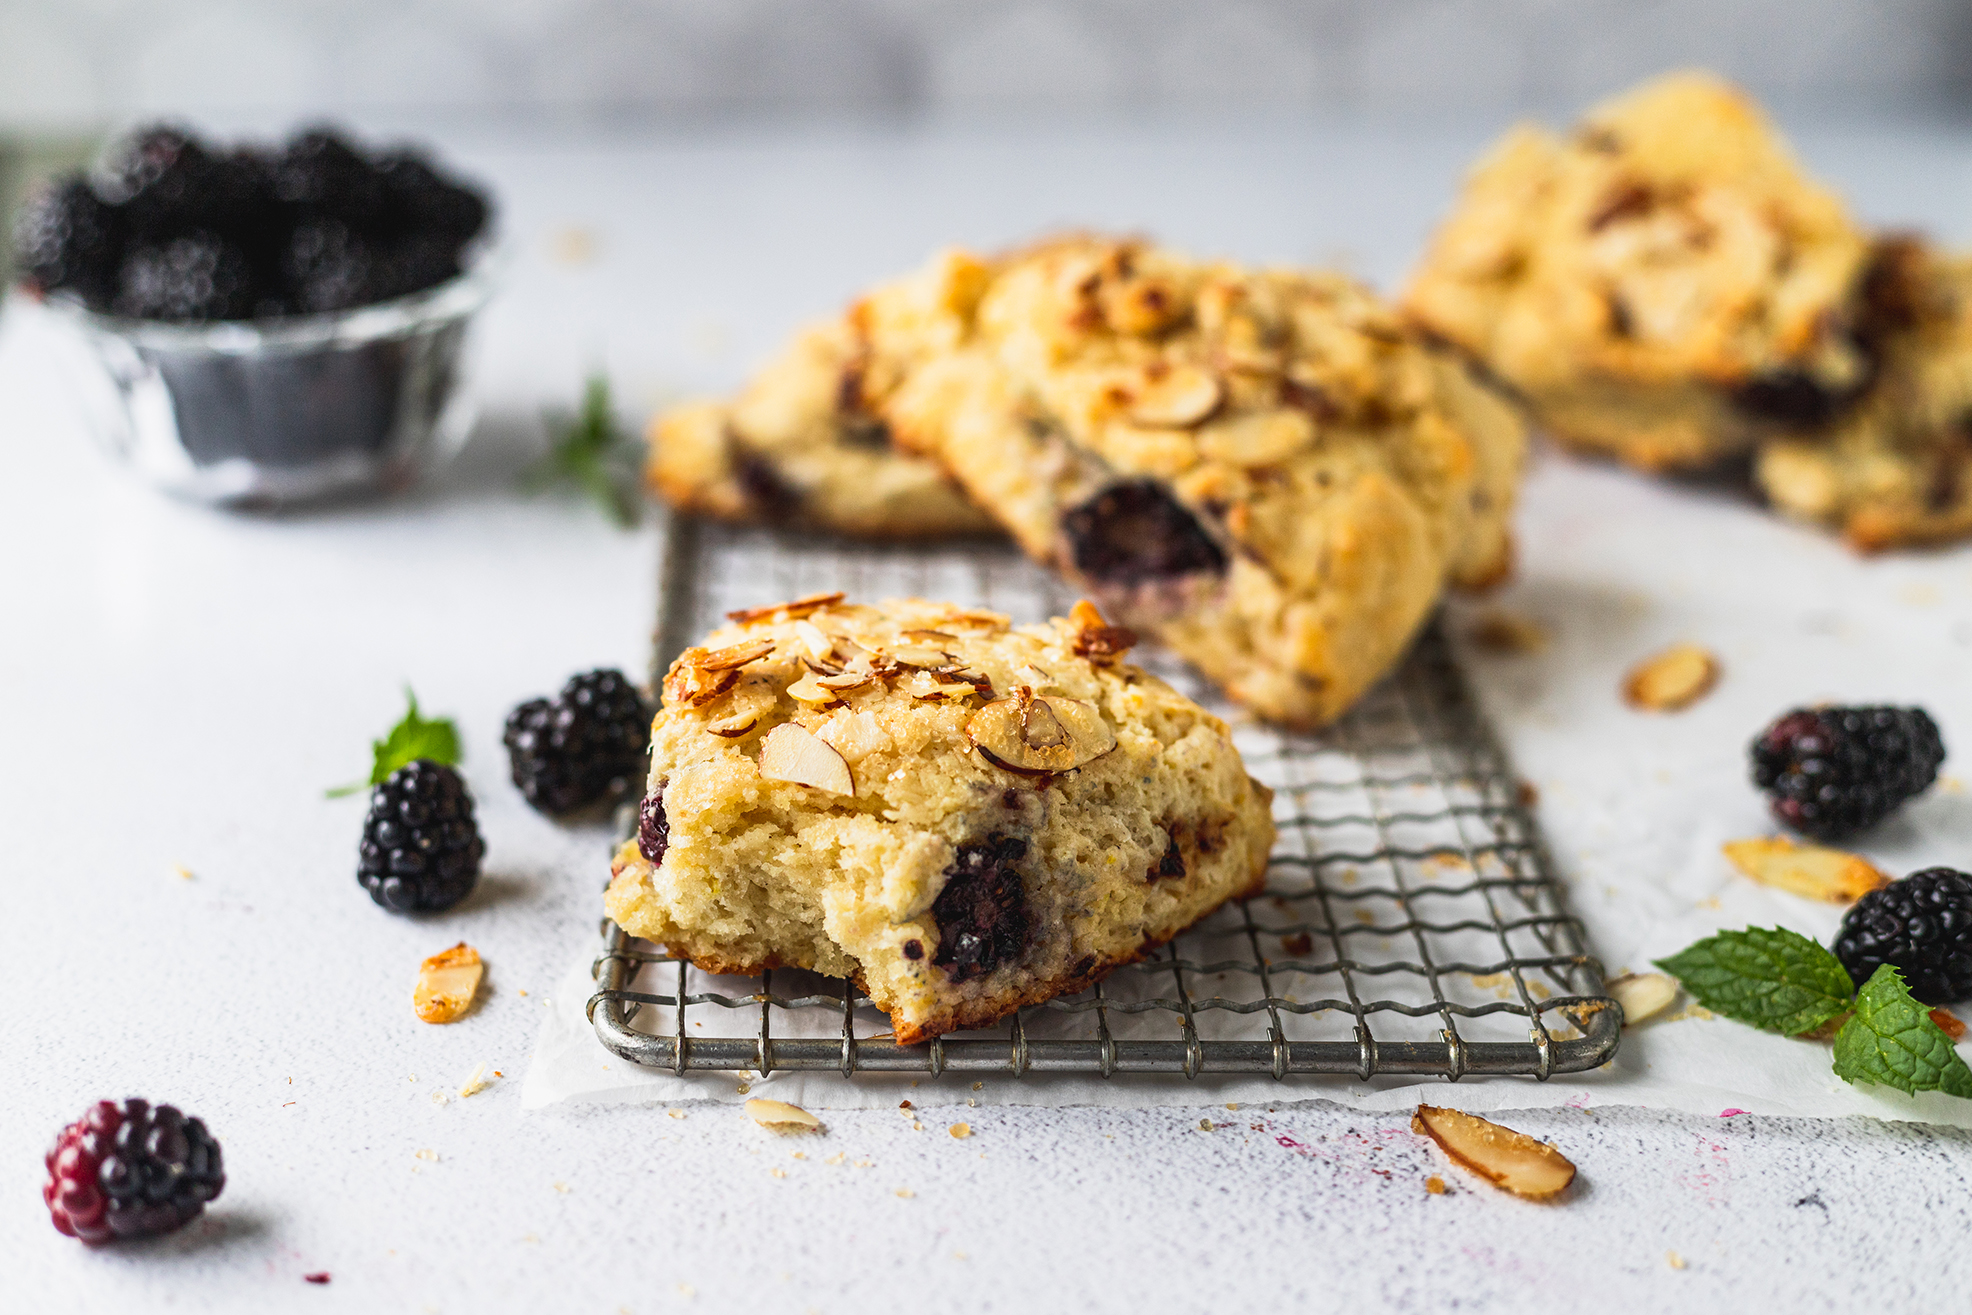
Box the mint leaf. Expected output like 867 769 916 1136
525 373 643 528
326 689 460 797
1655 927 1855 1035
1831 964 1972 1099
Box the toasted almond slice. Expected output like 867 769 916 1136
1067 599 1137 662
1605 972 1678 1026
967 690 1116 775
745 1098 822 1130
815 671 871 692
696 637 777 671
900 629 957 642
787 671 845 707
414 943 483 1024
1128 364 1222 428
1412 1105 1575 1200
792 620 837 662
726 592 846 625
707 715 758 738
1196 410 1315 467
666 662 739 708
886 643 955 669
1621 643 1719 712
759 723 854 795
1932 1009 1967 1041
1721 836 1890 903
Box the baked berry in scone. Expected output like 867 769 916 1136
873 237 1524 729
1755 245 1972 550
647 315 998 539
604 593 1276 1045
1404 70 1889 473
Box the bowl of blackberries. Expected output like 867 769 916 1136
11 122 496 506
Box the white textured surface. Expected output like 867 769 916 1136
7 120 1972 1310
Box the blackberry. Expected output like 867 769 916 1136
270 128 388 228
374 150 490 243
1751 705 1945 840
637 786 670 865
281 218 375 313
357 760 484 913
367 230 463 302
931 834 1033 982
114 232 258 322
1062 480 1226 585
1833 868 1972 1005
12 179 122 309
504 670 653 816
44 1098 225 1244
94 125 219 237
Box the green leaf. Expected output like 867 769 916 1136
525 372 643 527
1831 964 1972 1099
326 689 461 797
1654 927 1855 1036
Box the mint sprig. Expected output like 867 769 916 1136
327 689 461 798
1832 965 1972 1098
1654 927 1855 1036
524 373 643 528
1656 924 1972 1105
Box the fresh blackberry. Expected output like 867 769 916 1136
12 179 122 308
931 834 1033 982
374 150 490 243
113 231 258 321
1751 705 1945 840
270 128 388 228
281 218 375 313
504 670 653 816
94 124 218 237
44 1098 225 1244
1833 868 1972 1005
368 230 462 302
637 786 670 865
357 759 484 913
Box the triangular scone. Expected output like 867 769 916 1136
869 238 1524 729
647 318 998 539
1404 70 1889 472
605 594 1275 1045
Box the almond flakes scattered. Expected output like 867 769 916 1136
967 688 1116 776
1721 836 1890 903
745 1098 822 1131
695 637 778 671
758 723 854 795
1605 972 1678 1026
414 943 483 1024
1412 1105 1576 1200
1622 643 1719 712
1128 363 1223 428
726 592 845 625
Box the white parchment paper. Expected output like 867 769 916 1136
525 449 1972 1125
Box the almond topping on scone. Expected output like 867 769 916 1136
966 687 1116 776
758 723 854 795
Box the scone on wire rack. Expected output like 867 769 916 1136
648 316 999 538
874 237 1524 729
605 593 1275 1046
1403 70 1896 474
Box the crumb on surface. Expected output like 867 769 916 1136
552 1181 570 1194
895 1188 915 1199
172 864 195 881
668 1108 686 1119
1667 1251 1686 1270
1426 1176 1446 1195
303 1272 331 1285
414 1148 438 1162
949 1122 972 1139
457 1063 492 1098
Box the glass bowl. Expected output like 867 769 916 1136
37 257 497 507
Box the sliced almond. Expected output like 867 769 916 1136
1127 364 1223 429
1067 599 1136 662
787 671 846 708
816 671 871 692
900 629 956 643
696 637 777 671
966 689 1117 775
759 723 854 795
726 592 846 625
1195 409 1314 467
1412 1105 1576 1200
1721 836 1890 903
792 620 837 662
886 643 955 669
1605 972 1678 1026
665 661 739 708
414 943 483 1024
745 1098 822 1131
1621 643 1719 712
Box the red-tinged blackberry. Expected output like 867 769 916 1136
1750 705 1945 840
270 128 388 228
12 179 122 309
505 670 653 817
374 150 490 243
1833 868 1972 1005
358 759 484 913
637 786 670 864
931 834 1033 982
44 1098 225 1243
114 231 258 322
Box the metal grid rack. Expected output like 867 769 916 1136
588 514 1618 1082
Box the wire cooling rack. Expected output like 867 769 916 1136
588 514 1618 1082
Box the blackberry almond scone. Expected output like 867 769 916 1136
877 237 1525 728
605 593 1275 1045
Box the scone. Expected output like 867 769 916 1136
605 593 1276 1045
648 318 999 538
871 237 1525 729
1404 70 1889 472
1756 245 1972 550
